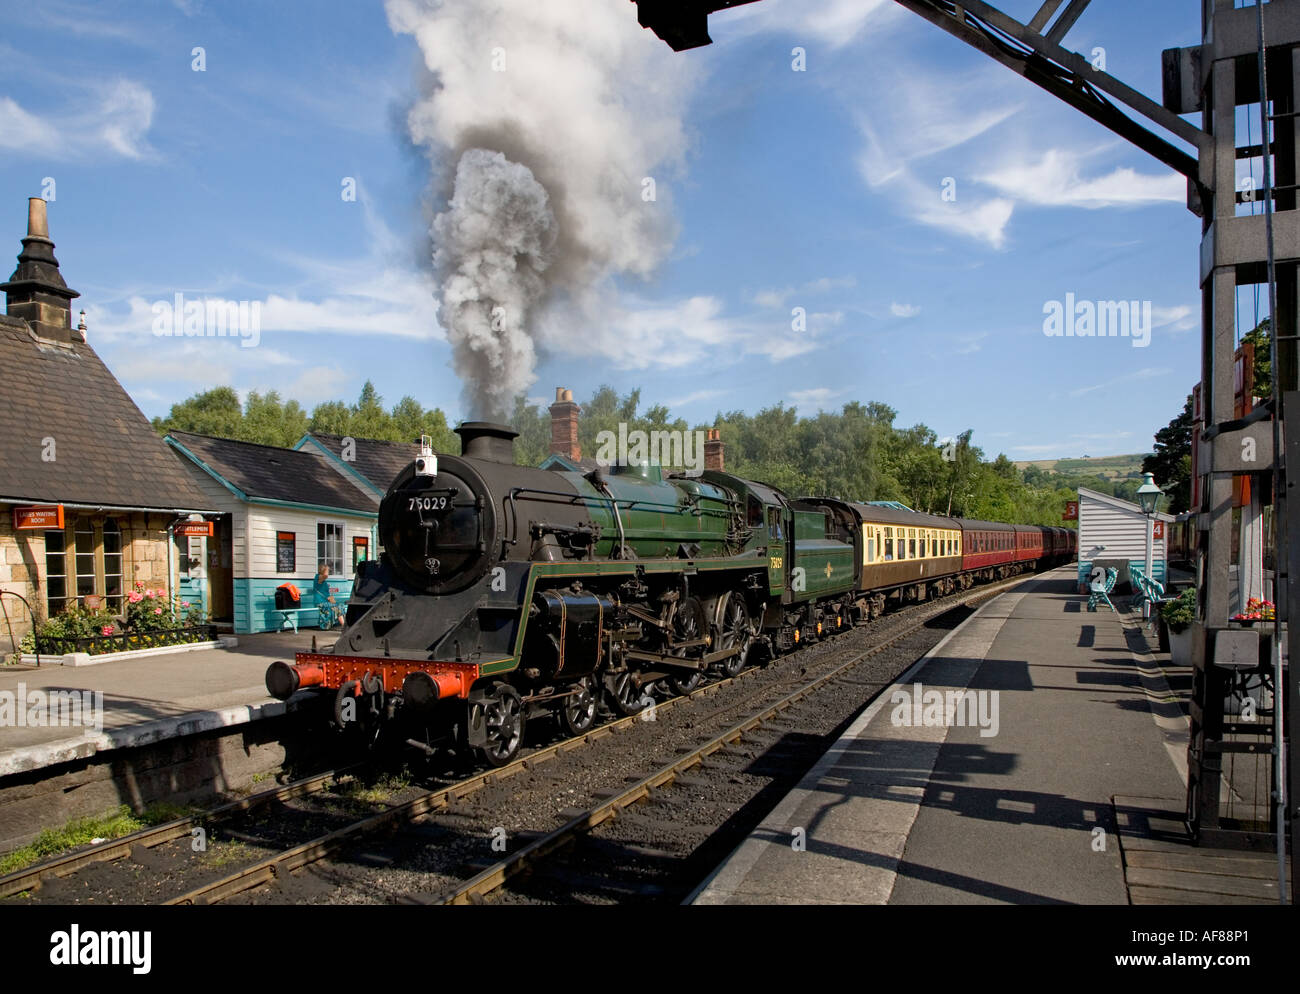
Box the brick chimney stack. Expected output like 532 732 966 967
549 387 581 462
1 198 79 343
704 428 724 470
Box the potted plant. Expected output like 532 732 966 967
1230 597 1275 627
1160 588 1196 665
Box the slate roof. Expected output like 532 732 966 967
0 313 216 511
167 431 378 514
301 432 419 494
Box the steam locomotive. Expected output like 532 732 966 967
265 422 1076 765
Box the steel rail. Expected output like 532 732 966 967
423 577 1030 905
0 763 363 899
162 569 1038 905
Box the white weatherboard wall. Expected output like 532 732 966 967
241 506 373 633
1077 486 1173 587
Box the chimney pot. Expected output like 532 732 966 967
27 198 48 239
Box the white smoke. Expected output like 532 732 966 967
432 150 555 418
386 0 695 421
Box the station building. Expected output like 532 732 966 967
1075 486 1173 591
0 199 218 655
164 431 401 634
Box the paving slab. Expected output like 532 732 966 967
692 568 1198 906
0 631 322 775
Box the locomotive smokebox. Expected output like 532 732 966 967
455 421 519 464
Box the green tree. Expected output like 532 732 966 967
1142 394 1193 513
152 386 243 438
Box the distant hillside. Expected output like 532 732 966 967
1012 453 1150 480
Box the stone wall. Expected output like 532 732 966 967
0 509 180 657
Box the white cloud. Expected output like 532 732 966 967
1012 443 1068 453
751 275 855 310
754 289 789 309
789 386 847 408
1152 305 1197 331
891 302 920 318
665 388 726 408
717 0 900 49
0 80 155 160
978 149 1185 209
1069 367 1169 398
854 82 1019 248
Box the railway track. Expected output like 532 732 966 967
0 763 363 900
163 572 1031 906
422 583 996 905
1 571 1035 905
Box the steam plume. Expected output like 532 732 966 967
386 0 693 421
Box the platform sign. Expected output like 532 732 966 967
1153 521 1165 540
1062 501 1078 521
175 521 213 537
12 504 64 530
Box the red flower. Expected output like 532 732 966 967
153 607 163 615
101 625 115 636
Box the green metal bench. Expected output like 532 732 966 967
1128 566 1168 632
1086 567 1119 612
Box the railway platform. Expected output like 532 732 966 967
0 630 322 777
691 567 1290 905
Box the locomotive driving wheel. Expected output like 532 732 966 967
714 591 752 678
603 640 651 716
480 684 525 767
667 595 708 695
560 676 598 735
608 669 654 715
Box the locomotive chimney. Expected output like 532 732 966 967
549 386 581 463
704 428 724 471
456 421 519 464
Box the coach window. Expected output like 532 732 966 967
884 527 894 560
908 529 916 558
866 534 875 562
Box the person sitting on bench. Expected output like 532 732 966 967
314 562 342 629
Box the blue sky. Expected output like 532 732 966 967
0 0 1224 460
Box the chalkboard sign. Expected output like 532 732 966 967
276 531 296 573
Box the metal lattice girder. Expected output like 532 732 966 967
890 0 1207 180
632 0 1208 180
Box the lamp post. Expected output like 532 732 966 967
1136 473 1163 601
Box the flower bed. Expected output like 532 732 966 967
20 581 210 658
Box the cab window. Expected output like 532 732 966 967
768 506 783 541
748 495 763 527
